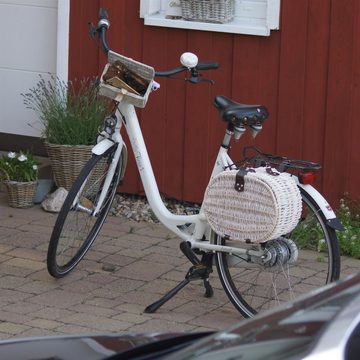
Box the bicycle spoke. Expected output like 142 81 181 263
47 146 124 278
215 189 340 317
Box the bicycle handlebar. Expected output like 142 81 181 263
97 8 110 54
155 62 219 77
94 8 218 81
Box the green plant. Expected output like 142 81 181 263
0 151 38 182
290 194 360 258
22 76 108 145
336 194 360 258
290 215 324 252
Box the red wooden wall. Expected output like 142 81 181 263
69 0 360 208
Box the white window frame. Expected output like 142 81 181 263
140 0 280 36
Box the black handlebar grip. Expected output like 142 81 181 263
98 8 110 30
197 63 219 70
97 8 110 53
99 8 109 21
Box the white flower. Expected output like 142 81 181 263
7 152 16 159
18 154 27 162
32 165 38 170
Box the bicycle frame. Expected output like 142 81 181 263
90 98 341 259
87 100 257 258
120 102 254 252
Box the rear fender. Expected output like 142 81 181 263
298 183 343 231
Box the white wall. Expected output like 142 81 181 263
0 0 64 138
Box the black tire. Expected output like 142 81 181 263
47 145 124 278
215 188 341 318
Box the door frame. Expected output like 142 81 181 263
56 0 70 81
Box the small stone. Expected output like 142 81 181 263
41 187 68 213
102 263 116 272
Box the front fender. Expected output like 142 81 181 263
92 138 117 155
92 137 127 183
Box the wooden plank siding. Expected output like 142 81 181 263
68 0 360 207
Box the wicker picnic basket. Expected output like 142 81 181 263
181 0 235 23
203 167 302 243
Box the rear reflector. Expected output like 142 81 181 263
299 171 316 185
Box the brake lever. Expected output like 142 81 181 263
186 76 215 85
88 22 97 39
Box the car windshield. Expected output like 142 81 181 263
166 281 360 360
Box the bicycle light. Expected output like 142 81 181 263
299 171 316 185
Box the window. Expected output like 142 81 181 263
140 0 280 36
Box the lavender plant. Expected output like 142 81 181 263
22 76 108 145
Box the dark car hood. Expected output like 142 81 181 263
0 332 209 360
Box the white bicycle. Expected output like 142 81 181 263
47 9 342 318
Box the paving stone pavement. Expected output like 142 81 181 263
0 190 359 340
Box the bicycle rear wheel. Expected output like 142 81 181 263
215 188 340 317
47 145 125 278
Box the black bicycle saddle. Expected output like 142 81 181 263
214 95 269 127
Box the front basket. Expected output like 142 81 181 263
99 51 155 108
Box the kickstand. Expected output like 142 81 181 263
144 242 214 314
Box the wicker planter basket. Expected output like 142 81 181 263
45 142 93 191
203 167 302 243
181 0 235 23
4 180 37 208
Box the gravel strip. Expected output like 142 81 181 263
110 193 200 223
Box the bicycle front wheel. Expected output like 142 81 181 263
47 145 125 278
215 188 340 317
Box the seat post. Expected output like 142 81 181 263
222 128 233 148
